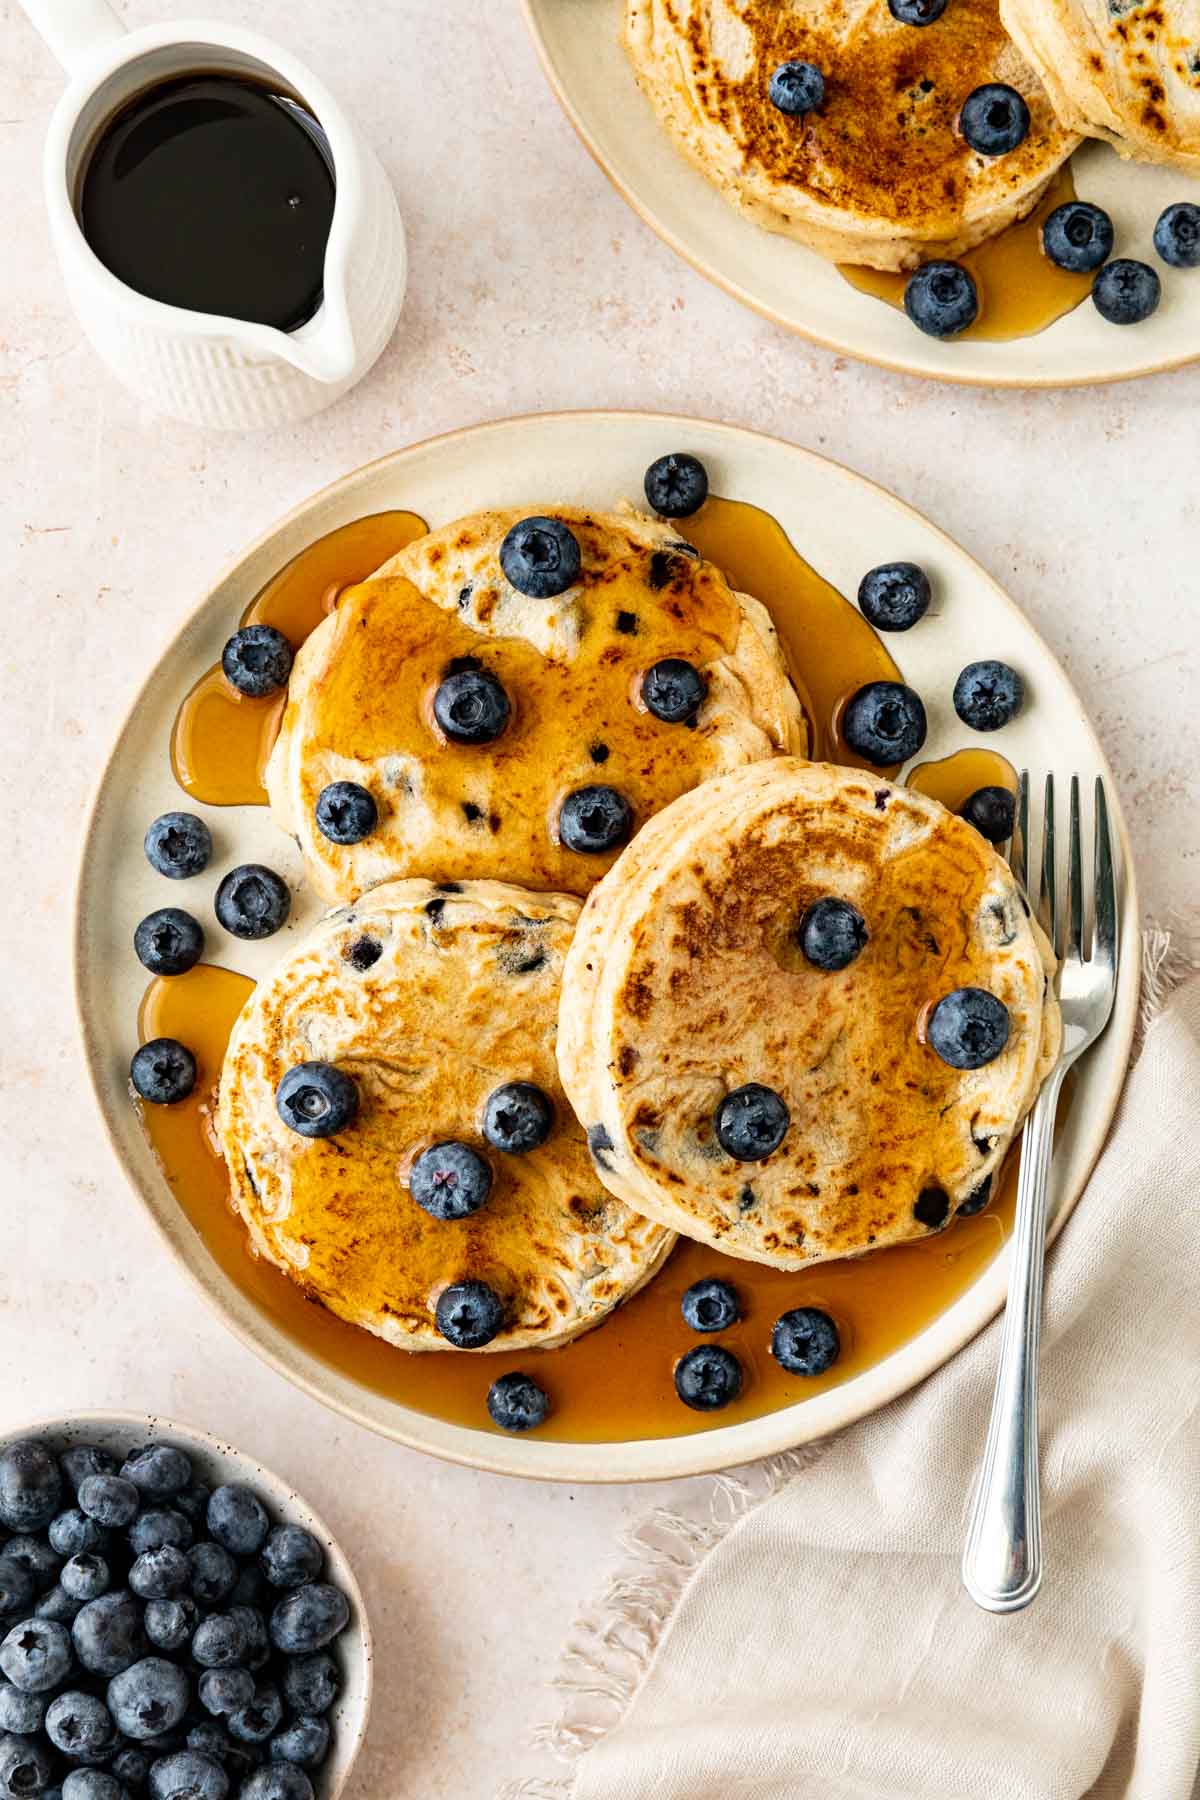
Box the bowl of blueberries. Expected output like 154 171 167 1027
0 1415 371 1800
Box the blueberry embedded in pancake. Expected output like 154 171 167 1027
266 506 805 903
216 879 674 1352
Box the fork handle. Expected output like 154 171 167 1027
961 1065 1065 1613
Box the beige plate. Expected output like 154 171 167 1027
522 0 1200 388
75 412 1139 1482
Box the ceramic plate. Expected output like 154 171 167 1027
521 0 1200 387
76 412 1139 1481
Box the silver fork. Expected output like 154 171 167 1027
961 772 1119 1613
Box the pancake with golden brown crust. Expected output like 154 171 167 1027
217 879 674 1352
624 0 1078 269
1003 0 1200 170
266 506 805 905
558 761 1061 1270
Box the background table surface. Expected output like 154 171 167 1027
2 2 1197 1794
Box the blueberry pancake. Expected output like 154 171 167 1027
624 0 1078 269
558 760 1061 1270
266 506 805 904
217 880 674 1351
1003 0 1200 170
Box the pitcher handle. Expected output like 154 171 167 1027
19 0 125 74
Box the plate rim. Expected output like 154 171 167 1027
518 0 1200 391
73 407 1142 1483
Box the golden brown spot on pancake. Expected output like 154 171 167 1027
617 1045 639 1077
622 968 656 1020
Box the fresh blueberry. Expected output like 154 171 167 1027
432 667 511 746
45 1691 116 1758
274 1064 358 1140
130 1551 187 1604
927 987 1010 1069
227 1609 268 1673
409 1143 493 1220
132 903 202 977
768 60 824 115
641 659 707 724
486 1373 550 1434
1092 258 1161 324
186 1545 237 1609
0 1733 55 1798
214 865 290 941
903 261 979 337
674 1345 743 1411
0 1680 44 1735
183 1722 233 1765
0 1618 72 1692
147 1752 228 1800
680 1278 740 1333
129 1040 196 1107
0 1445 61 1536
0 1561 35 1619
111 1746 153 1788
770 1308 841 1376
120 1447 190 1502
142 1599 196 1655
958 1174 993 1216
240 1769 314 1800
914 1185 950 1228
72 1593 144 1677
281 1655 338 1717
269 1715 329 1771
49 1512 105 1559
714 1084 789 1161
173 1483 211 1527
61 1556 110 1604
433 1282 505 1351
34 1588 81 1627
798 898 868 971
499 517 581 599
259 1528 321 1594
961 785 1016 842
1041 201 1113 273
314 782 377 845
199 1670 255 1719
959 83 1029 154
888 0 947 21
227 1685 282 1746
1153 201 1200 268
144 814 212 882
841 681 927 764
857 562 931 632
952 660 1023 731
128 1511 192 1556
107 1659 190 1741
2 1540 63 1598
61 1773 123 1800
192 1617 247 1671
642 454 709 519
78 1478 139 1532
481 1084 553 1156
221 625 293 699
206 1490 269 1562
558 786 633 855
60 1448 118 1495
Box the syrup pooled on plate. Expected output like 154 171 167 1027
908 746 1018 813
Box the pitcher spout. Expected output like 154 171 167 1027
269 300 357 385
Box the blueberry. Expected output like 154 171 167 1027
433 1282 505 1350
144 814 212 882
192 1617 247 1671
1041 201 1113 274
206 1490 269 1561
45 1691 116 1758
0 1562 35 1619
952 660 1023 731
227 1686 282 1746
558 786 633 855
120 1447 190 1502
903 261 978 337
61 1556 110 1604
0 1618 72 1692
128 1512 191 1557
130 1551 187 1604
1092 258 1161 325
927 987 1010 1069
486 1373 550 1434
714 1084 789 1161
214 866 290 941
147 1753 227 1800
0 1445 61 1536
841 681 927 764
221 625 293 699
198 1670 254 1719
857 562 931 632
133 908 205 979
641 659 707 724
798 898 868 971
274 1064 358 1141
409 1143 492 1220
49 1512 105 1559
0 1733 55 1798
432 668 511 746
183 1723 232 1766
674 1345 743 1411
268 1716 328 1772
888 0 947 21
0 1679 44 1735
78 1478 139 1532
914 1185 950 1228
959 83 1029 154
142 1599 195 1656
2 1541 63 1599
34 1589 81 1628
60 1449 119 1496
228 1565 267 1610
499 517 581 599
226 1610 268 1674
343 937 382 973
129 1040 196 1107
280 1656 338 1717
186 1546 237 1609
173 1484 210 1527
770 1307 841 1376
1153 201 1200 269
72 1593 144 1677
481 1084 553 1156
111 1747 153 1788
768 60 824 115
680 1278 740 1333
258 1528 322 1594
961 785 1015 843
107 1659 190 1741
240 1769 313 1800
61 1774 123 1800
314 782 377 845
642 453 709 519
958 1174 993 1216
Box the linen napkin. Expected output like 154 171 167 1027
510 942 1200 1800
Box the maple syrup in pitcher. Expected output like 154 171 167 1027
143 497 1040 1442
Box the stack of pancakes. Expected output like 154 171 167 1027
217 507 1060 1355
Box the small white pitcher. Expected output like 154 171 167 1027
22 0 407 428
